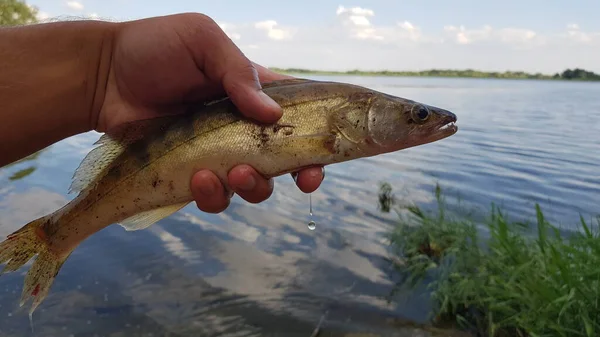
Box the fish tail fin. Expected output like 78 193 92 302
0 216 69 315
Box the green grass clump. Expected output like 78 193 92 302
379 182 600 337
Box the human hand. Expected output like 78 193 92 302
95 13 324 213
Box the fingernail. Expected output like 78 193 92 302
321 167 326 182
258 91 282 119
238 174 256 191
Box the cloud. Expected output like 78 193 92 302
563 23 598 44
335 5 383 41
254 20 293 40
66 1 84 10
443 24 540 48
398 21 423 42
333 6 442 44
336 5 374 27
218 22 241 41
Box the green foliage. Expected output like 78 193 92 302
271 67 600 82
379 183 600 337
0 0 38 26
560 68 600 81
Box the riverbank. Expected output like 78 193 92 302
378 182 600 337
270 67 600 82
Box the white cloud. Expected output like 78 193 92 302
444 25 492 44
336 5 374 17
564 23 596 44
254 20 293 40
398 21 422 42
66 1 84 10
443 24 538 46
336 5 374 27
336 5 383 40
218 22 242 41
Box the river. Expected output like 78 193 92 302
1 75 599 336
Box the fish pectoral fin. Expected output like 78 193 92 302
118 202 190 231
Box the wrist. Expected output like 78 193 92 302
0 20 118 166
84 21 118 133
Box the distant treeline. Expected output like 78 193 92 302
270 67 600 81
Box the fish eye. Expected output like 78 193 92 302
411 105 430 124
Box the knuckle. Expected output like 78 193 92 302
181 12 216 26
223 62 258 90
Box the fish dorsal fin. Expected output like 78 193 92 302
118 202 189 231
260 78 314 89
69 115 178 194
202 79 314 107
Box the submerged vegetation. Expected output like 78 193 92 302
271 67 600 82
378 182 600 337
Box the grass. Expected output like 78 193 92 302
378 182 600 337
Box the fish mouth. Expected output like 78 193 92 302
410 109 457 148
437 119 458 136
433 109 458 138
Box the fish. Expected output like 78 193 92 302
0 78 457 315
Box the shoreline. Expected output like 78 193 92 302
269 67 600 82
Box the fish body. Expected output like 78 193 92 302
0 78 457 314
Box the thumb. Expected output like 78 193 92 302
179 13 282 123
220 61 283 123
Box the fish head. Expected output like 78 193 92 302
364 93 457 153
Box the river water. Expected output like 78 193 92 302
1 75 599 336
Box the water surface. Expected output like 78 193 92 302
1 75 599 336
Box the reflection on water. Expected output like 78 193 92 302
0 76 599 336
1 148 49 182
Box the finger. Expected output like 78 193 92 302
180 14 283 124
227 164 274 204
190 169 232 213
291 166 325 193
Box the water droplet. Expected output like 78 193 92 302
307 193 316 230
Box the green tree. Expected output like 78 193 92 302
0 0 39 26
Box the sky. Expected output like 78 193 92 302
27 0 600 73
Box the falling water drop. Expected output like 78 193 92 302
307 193 316 230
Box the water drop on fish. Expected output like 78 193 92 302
307 221 316 231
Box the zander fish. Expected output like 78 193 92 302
0 78 457 315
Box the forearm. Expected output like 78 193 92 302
0 21 115 167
